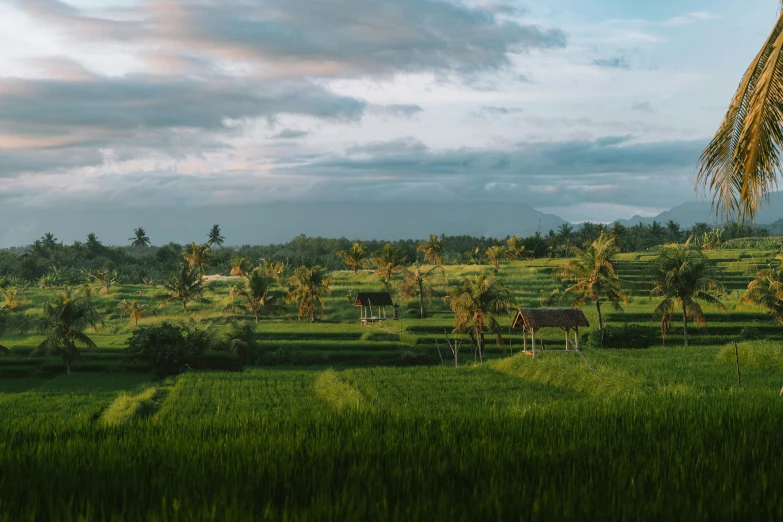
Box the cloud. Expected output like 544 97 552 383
592 56 631 69
631 101 655 113
369 104 424 118
664 12 715 27
269 129 310 140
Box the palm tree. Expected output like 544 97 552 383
129 227 150 247
698 6 783 222
33 287 102 375
230 256 253 277
231 269 276 323
551 232 626 346
162 264 205 312
651 240 727 347
262 260 286 283
119 300 148 326
506 235 526 260
665 221 682 243
371 244 407 280
741 254 783 324
485 245 507 268
417 235 443 265
445 272 513 363
648 221 666 245
207 224 225 248
41 233 58 251
183 242 212 278
398 265 446 318
92 269 119 296
85 233 103 257
0 287 25 310
286 266 331 322
337 242 369 273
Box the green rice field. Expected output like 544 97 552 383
1 249 783 520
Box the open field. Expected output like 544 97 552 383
2 248 783 520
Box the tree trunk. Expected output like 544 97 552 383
478 329 485 363
182 301 187 312
595 299 604 347
418 280 425 318
682 307 689 347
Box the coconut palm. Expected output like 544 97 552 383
129 227 150 247
0 287 25 310
741 253 783 324
92 269 119 296
371 244 407 280
485 245 507 269
207 224 225 248
183 242 212 278
417 235 443 265
445 272 513 363
552 232 626 346
337 242 369 273
286 266 331 322
119 300 149 326
398 265 446 318
698 4 783 222
506 235 526 260
162 264 205 312
231 269 277 323
41 233 58 251
33 287 102 375
230 256 253 277
262 260 286 283
651 240 727 346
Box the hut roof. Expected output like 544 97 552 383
353 292 394 307
512 308 590 330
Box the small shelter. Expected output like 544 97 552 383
354 292 394 326
512 308 589 358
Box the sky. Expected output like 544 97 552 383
0 0 779 224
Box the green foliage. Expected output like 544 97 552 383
582 324 658 349
124 323 201 378
738 326 763 341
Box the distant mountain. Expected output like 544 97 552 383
615 192 783 229
0 201 566 248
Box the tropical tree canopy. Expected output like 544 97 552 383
651 240 727 346
162 264 205 312
337 242 369 273
417 235 443 265
119 300 149 326
230 256 253 277
207 224 225 247
183 243 212 278
130 227 151 247
371 244 407 280
445 272 513 363
286 266 331 322
485 245 507 268
506 235 526 260
231 269 277 323
698 6 783 222
741 253 783 324
33 287 102 375
551 232 626 345
398 265 446 318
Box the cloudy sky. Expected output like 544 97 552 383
0 0 778 223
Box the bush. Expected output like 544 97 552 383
583 324 658 349
739 327 763 341
124 323 202 378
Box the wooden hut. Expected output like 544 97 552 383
511 308 589 358
354 292 394 326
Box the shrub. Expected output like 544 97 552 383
582 324 658 349
739 327 763 341
124 323 202 378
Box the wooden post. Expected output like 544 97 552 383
523 328 527 352
564 328 570 351
531 329 536 359
574 328 579 350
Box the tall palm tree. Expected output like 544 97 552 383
398 265 446 318
207 224 225 248
286 266 331 322
651 240 727 347
41 233 58 251
338 242 369 273
740 253 783 324
698 4 783 222
445 272 513 363
85 233 103 257
0 287 25 310
129 227 151 247
183 242 212 278
552 232 626 346
92 269 119 296
162 264 205 312
417 234 443 265
119 300 148 326
262 260 286 283
33 288 102 375
506 234 526 260
231 269 276 323
485 245 507 268
371 244 407 280
230 256 253 277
